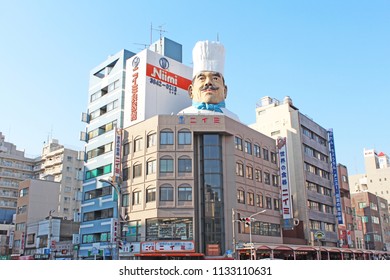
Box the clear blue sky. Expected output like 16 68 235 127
1 0 389 175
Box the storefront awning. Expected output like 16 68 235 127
135 253 204 257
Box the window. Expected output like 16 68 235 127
263 148 269 161
160 130 174 145
122 167 129 181
134 137 143 152
264 172 270 185
178 130 191 145
254 144 261 158
271 152 277 164
273 198 280 210
237 190 245 204
133 163 142 178
132 191 141 205
358 202 366 209
178 185 192 201
266 196 272 209
236 162 244 177
85 164 112 180
255 169 262 182
83 208 113 221
245 141 252 155
178 157 192 173
272 174 279 187
146 188 156 203
147 133 157 148
246 165 253 180
160 185 173 201
147 160 156 175
247 192 254 206
87 142 113 160
123 142 130 156
310 220 321 230
256 194 263 208
234 136 243 151
160 157 174 173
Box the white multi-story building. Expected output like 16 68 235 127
250 96 340 247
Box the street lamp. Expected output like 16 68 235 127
248 210 266 260
99 177 122 260
48 209 55 260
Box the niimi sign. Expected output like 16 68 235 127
277 137 293 220
328 129 343 224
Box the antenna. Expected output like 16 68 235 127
151 23 167 54
216 32 219 42
133 42 149 50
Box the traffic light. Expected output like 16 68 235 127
129 244 134 252
245 217 251 226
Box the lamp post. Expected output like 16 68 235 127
99 177 122 260
48 209 55 260
248 210 266 260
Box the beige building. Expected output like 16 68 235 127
119 114 282 259
35 139 83 221
349 149 390 208
13 178 61 255
250 96 339 247
0 132 36 223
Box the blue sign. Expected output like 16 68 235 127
328 129 343 225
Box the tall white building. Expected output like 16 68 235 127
79 37 192 259
250 96 339 247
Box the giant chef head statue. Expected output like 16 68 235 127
189 41 227 112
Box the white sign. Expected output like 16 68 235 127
277 137 293 219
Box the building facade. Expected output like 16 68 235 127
250 96 339 247
337 164 356 248
349 149 390 210
118 114 281 259
351 191 389 251
78 38 193 259
0 132 36 224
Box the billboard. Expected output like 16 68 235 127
328 129 343 225
124 49 192 128
277 137 293 220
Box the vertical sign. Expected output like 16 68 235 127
114 128 122 178
277 137 293 220
328 129 343 224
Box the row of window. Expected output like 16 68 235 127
237 190 280 210
123 184 193 205
238 219 281 237
90 99 119 121
301 126 327 146
122 157 192 180
306 181 332 197
309 220 336 232
303 144 329 163
304 162 330 179
307 200 334 214
234 136 277 163
88 120 117 141
236 162 279 186
90 79 120 103
123 130 192 156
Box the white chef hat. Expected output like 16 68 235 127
192 40 225 78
